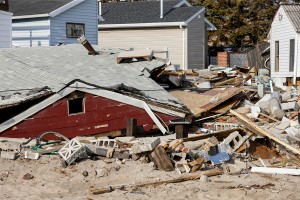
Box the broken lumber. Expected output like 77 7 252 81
230 109 300 155
258 112 279 122
251 167 300 175
182 128 242 142
148 146 174 171
89 169 223 195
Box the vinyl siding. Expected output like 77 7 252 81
12 17 50 47
50 0 98 45
98 27 185 68
270 7 295 78
0 11 12 48
187 12 206 69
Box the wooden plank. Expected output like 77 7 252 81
259 112 279 122
148 146 174 171
117 50 153 64
175 125 188 139
170 88 243 117
182 128 241 142
230 109 300 155
126 118 137 137
90 168 223 195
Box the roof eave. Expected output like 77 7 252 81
205 18 217 31
98 22 186 29
12 13 49 19
49 0 85 17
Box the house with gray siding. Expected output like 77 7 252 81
269 4 300 85
9 0 98 47
98 0 216 70
0 10 12 48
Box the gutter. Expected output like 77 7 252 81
99 22 186 29
12 14 49 19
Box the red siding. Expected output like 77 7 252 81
1 93 177 138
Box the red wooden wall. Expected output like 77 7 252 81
1 93 177 138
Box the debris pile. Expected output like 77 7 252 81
1 64 300 196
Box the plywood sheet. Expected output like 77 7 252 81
170 88 242 117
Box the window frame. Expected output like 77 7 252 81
289 39 295 72
275 41 279 72
67 97 85 116
66 22 85 38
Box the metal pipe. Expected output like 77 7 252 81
160 0 163 18
77 35 99 55
98 1 102 16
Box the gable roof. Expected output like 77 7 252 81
99 0 204 25
0 44 183 109
282 4 300 33
9 0 85 19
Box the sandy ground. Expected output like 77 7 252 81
0 155 299 200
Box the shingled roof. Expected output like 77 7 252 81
282 4 300 33
99 0 204 25
9 0 74 16
0 44 183 108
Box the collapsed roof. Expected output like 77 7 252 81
0 44 184 109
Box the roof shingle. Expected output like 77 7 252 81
99 0 203 25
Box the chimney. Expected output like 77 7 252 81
0 0 9 11
160 0 163 18
77 35 99 55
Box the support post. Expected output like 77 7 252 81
175 125 188 139
126 118 137 137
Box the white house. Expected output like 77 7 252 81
0 10 12 48
270 4 300 85
9 0 98 47
98 0 216 70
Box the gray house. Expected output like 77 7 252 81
10 0 98 47
98 0 216 70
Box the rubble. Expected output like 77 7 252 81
1 63 300 198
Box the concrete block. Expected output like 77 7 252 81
285 127 300 137
270 97 285 120
281 102 299 111
0 141 20 151
214 122 239 131
236 107 251 114
116 136 136 143
1 151 17 160
258 84 265 98
255 94 272 106
175 160 190 174
58 138 87 165
90 139 117 149
129 138 161 154
219 131 250 153
24 151 39 160
250 106 261 118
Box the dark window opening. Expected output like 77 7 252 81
66 23 85 38
275 41 279 72
68 98 84 115
290 39 295 72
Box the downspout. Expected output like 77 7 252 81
293 33 299 85
180 25 185 70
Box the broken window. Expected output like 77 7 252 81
289 39 295 72
66 23 85 38
275 41 279 72
67 91 85 115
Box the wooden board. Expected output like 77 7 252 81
149 146 174 171
117 50 153 63
170 88 242 117
230 109 300 155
